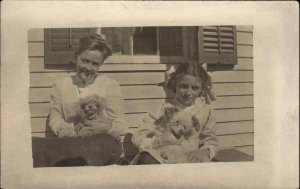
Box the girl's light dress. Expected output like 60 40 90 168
132 98 218 163
49 75 127 137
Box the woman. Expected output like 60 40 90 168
49 34 127 140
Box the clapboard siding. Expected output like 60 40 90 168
28 43 44 57
30 72 167 86
234 58 253 70
29 96 253 117
30 71 253 87
29 83 253 102
28 28 44 42
30 106 254 126
29 57 253 72
236 25 253 33
236 32 253 45
28 27 254 152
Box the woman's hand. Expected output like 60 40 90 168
74 122 85 134
57 124 76 138
77 119 113 137
187 148 211 163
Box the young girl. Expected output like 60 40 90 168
131 61 218 164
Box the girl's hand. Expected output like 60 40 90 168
139 137 154 150
187 148 211 163
158 133 181 147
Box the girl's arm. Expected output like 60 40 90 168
198 107 218 159
132 104 180 150
49 79 76 137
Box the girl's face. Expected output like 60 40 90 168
175 74 202 106
76 50 104 85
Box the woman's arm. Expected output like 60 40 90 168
105 79 128 140
49 79 76 137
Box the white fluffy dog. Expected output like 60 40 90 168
146 106 204 163
74 95 107 134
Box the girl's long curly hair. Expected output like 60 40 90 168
167 61 212 99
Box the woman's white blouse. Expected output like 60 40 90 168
49 75 127 136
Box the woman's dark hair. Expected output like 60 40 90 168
167 61 211 97
75 34 113 61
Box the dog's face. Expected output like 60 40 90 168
78 95 106 121
156 106 194 139
81 102 100 120
168 111 194 139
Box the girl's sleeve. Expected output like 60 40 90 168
105 79 128 138
131 114 157 149
131 104 162 146
49 79 76 137
198 107 218 159
131 104 170 149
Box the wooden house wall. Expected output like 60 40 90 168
28 26 254 155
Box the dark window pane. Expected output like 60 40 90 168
50 28 91 52
159 27 183 56
101 27 132 55
133 27 157 55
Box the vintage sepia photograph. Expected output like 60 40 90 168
29 26 254 167
1 1 299 189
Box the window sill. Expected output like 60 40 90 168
104 55 188 64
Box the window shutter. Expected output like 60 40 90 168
198 26 237 65
45 28 96 64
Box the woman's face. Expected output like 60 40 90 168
76 50 104 85
175 74 202 106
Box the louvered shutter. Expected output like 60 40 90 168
198 26 237 65
45 28 96 64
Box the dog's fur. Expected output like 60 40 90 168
149 106 205 163
32 133 122 167
77 95 107 122
74 95 108 133
153 106 198 140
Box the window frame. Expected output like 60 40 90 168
44 26 238 67
101 27 189 64
44 27 189 65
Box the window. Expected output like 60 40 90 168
198 26 238 66
159 27 183 56
44 27 185 65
